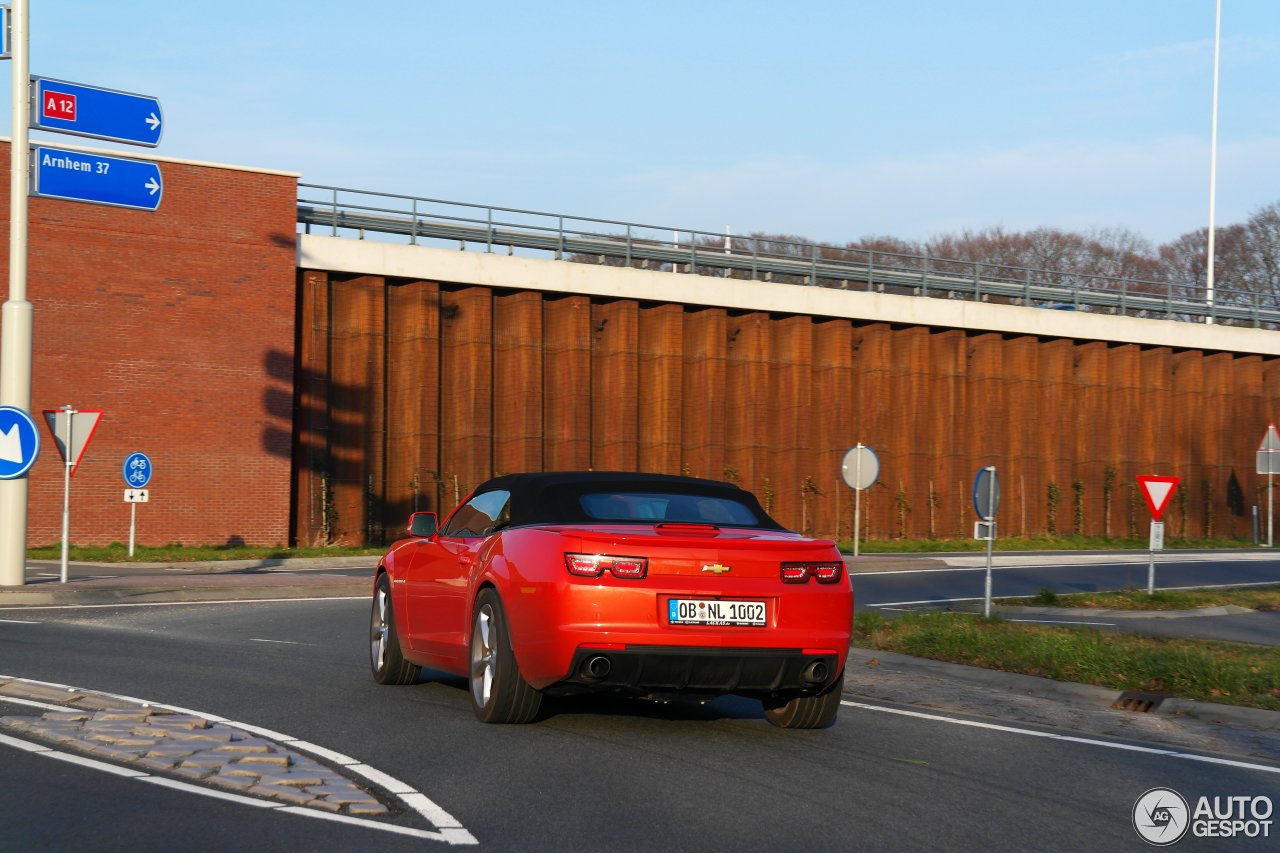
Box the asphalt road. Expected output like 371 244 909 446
1 597 1276 851
850 552 1280 644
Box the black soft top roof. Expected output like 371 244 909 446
471 471 785 530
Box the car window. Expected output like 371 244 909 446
579 491 758 526
441 490 511 538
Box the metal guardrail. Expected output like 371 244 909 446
297 184 1280 329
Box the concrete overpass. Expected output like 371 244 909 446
4 143 1275 546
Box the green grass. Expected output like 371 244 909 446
838 534 1255 554
996 585 1280 612
26 542 383 563
853 611 1280 711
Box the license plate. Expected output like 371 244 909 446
668 598 766 627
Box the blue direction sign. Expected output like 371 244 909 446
32 146 163 212
31 77 163 147
0 406 41 480
123 452 153 488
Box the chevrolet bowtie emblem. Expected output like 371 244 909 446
701 563 732 574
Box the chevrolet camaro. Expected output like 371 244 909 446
369 471 852 727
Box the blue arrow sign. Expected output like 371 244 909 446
31 77 163 147
32 146 163 212
123 452 153 488
0 406 41 480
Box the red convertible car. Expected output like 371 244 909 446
370 472 852 727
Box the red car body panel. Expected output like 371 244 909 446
376 474 853 699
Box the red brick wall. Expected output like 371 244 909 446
0 143 297 547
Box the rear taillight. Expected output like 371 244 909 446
781 563 811 583
813 562 844 584
780 561 844 584
565 553 649 579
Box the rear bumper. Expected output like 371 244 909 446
554 645 841 698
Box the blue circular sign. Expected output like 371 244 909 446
972 466 1001 520
0 406 41 480
123 451 153 488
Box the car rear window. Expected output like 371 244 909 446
579 491 760 526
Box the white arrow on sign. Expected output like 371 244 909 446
0 424 21 464
145 177 160 195
145 112 160 131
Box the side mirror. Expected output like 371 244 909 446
408 511 437 538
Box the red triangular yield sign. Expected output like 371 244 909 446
1136 474 1180 521
42 409 104 476
1260 423 1280 451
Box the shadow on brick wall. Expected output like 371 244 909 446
261 348 411 547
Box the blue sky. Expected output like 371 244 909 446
7 1 1278 247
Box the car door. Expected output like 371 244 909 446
404 490 510 669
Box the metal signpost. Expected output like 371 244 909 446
1256 423 1280 547
972 466 1000 617
31 77 163 147
1136 475 1180 597
123 451 153 556
0 0 31 587
840 444 880 558
42 406 102 582
32 145 163 211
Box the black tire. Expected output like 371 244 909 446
470 588 542 724
763 669 844 729
370 573 419 685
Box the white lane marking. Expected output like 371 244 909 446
0 618 39 624
145 775 278 807
0 696 69 712
0 675 477 845
277 806 476 844
840 700 1280 776
1009 619 1117 626
290 739 359 766
864 579 1280 609
249 639 314 646
0 596 367 612
3 729 469 843
868 596 984 607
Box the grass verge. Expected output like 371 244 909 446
853 611 1280 712
997 586 1280 612
26 543 383 563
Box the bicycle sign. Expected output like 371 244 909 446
123 452 152 488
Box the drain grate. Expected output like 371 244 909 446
1111 691 1170 713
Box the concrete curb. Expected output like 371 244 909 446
26 556 379 573
0 584 370 607
846 647 1280 731
0 570 371 607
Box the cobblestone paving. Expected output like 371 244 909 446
0 677 389 816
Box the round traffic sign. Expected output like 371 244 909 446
840 445 880 490
0 406 41 480
972 466 1000 520
123 451 153 488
